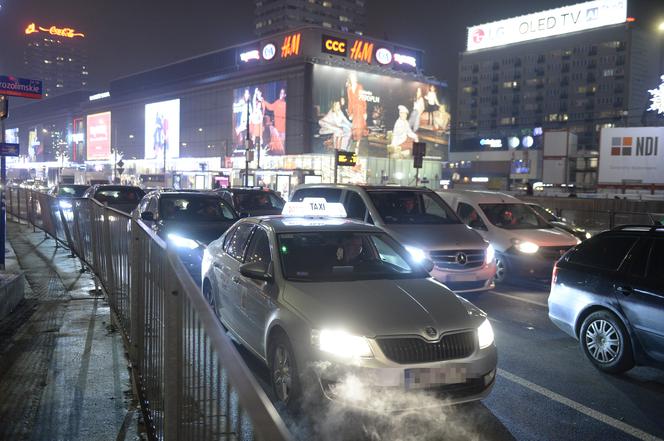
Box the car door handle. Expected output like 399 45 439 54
232 276 241 284
615 284 633 295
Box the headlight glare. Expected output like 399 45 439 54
478 319 494 349
167 233 199 250
313 329 373 358
405 245 427 263
485 244 495 264
515 241 539 254
59 200 73 210
585 232 592 240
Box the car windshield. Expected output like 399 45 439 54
159 195 237 221
94 187 145 204
480 203 551 230
367 190 460 225
58 186 89 197
529 204 557 222
277 231 428 282
234 191 284 211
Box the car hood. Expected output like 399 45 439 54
159 220 237 245
507 227 578 247
240 207 283 217
283 278 481 338
382 223 485 251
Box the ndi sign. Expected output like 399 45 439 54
599 127 664 184
467 0 627 51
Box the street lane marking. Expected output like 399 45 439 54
488 290 549 308
498 368 664 441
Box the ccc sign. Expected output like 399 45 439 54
322 35 348 56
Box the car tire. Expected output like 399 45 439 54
269 333 303 410
579 310 634 374
494 254 509 284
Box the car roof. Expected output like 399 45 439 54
238 216 383 234
438 189 523 204
294 184 433 192
608 225 664 234
94 184 143 191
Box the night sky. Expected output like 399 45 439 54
1 0 662 105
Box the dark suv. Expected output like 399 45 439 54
548 225 664 373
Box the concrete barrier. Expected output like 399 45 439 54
0 272 25 320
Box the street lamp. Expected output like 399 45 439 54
658 21 664 32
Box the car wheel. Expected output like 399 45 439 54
494 255 508 284
579 310 634 374
202 280 216 311
269 333 302 409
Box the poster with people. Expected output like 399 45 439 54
312 66 450 158
4 128 19 144
28 128 43 162
145 99 180 160
232 80 287 156
86 111 111 160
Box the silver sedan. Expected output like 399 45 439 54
202 215 497 410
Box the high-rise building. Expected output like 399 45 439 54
23 22 88 97
255 0 366 36
451 0 661 190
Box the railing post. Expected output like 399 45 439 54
16 189 21 223
72 200 86 271
609 210 616 230
129 218 144 365
163 247 183 441
102 205 116 302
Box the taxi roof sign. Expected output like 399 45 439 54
282 198 347 218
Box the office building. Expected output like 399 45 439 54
255 0 365 36
23 22 88 97
452 0 661 190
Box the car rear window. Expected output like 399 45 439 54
95 187 145 203
567 235 637 271
291 188 342 203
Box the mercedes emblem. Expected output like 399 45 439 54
456 252 468 265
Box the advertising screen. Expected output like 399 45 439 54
28 128 42 162
312 65 449 158
232 80 287 156
599 127 664 184
4 128 19 144
467 0 627 51
145 99 180 160
86 111 111 160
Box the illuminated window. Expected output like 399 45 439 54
323 1 332 6
322 22 332 28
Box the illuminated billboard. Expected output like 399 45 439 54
233 81 287 156
467 0 627 51
86 112 111 160
599 127 664 184
145 99 180 160
4 128 19 144
28 128 42 162
312 65 449 158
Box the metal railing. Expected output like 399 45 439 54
6 187 293 441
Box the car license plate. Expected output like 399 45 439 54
447 274 476 282
404 367 467 390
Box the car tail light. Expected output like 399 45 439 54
551 264 559 285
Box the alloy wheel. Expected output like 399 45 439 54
272 345 292 403
585 319 620 363
494 257 507 283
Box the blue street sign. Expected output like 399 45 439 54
0 143 19 156
0 75 43 99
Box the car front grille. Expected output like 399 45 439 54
430 249 485 270
539 246 573 260
376 331 476 364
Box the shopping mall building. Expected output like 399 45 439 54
5 27 450 198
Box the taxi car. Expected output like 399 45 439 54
202 199 497 409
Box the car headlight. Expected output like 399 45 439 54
514 241 539 254
312 329 373 358
167 233 199 250
404 245 427 263
478 319 494 349
584 232 592 240
59 200 73 210
485 243 495 264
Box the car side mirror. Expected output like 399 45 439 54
469 220 487 231
141 211 154 221
422 258 434 273
240 261 272 282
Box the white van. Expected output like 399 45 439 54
438 190 579 284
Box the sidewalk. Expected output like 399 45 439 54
0 220 141 441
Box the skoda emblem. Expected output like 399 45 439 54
456 252 468 265
425 327 437 338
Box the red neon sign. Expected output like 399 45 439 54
349 40 374 63
281 33 301 58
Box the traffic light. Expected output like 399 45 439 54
412 142 426 169
0 96 7 120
